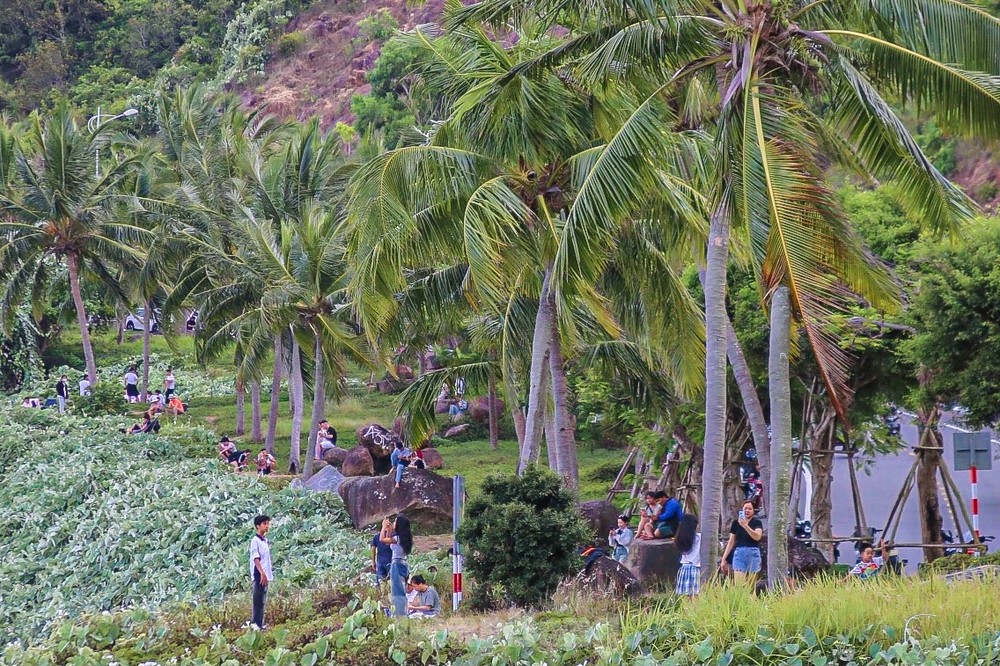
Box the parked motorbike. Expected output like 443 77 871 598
942 529 995 556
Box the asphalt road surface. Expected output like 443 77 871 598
825 411 1000 567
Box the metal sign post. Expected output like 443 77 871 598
452 475 465 612
953 432 992 545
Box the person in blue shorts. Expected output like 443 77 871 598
720 500 763 584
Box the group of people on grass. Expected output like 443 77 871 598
435 379 468 421
219 435 276 475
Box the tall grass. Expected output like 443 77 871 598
624 575 1000 646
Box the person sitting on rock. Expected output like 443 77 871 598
448 399 468 420
406 575 441 618
390 440 411 489
846 540 889 581
256 448 276 476
653 491 683 538
314 419 338 459
608 515 635 563
218 435 249 470
635 491 663 540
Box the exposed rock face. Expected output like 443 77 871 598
301 465 346 494
759 536 830 579
322 446 348 467
341 445 374 477
564 555 645 598
443 423 470 439
467 396 504 422
420 447 443 470
337 468 454 532
624 539 682 586
355 423 400 460
577 500 620 541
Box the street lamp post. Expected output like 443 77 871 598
87 106 139 177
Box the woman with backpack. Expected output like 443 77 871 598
380 514 414 617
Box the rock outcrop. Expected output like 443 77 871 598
299 465 346 494
577 500 620 541
341 445 374 477
337 468 454 532
564 555 645 598
624 539 682 586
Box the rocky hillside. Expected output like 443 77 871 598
240 0 445 127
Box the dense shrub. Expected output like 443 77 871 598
457 467 589 610
277 30 306 56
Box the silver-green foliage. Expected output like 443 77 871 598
0 407 362 645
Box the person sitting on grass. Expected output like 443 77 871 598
166 394 187 416
407 575 441 618
846 540 890 581
218 435 249 470
126 411 159 435
148 390 165 414
256 449 276 476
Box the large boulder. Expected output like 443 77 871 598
564 555 645 598
376 378 411 395
420 447 444 470
443 423 470 439
759 535 830 579
624 539 682 586
301 465 346 494
356 423 400 460
577 500 620 541
341 446 374 477
322 446 348 467
337 468 454 532
467 396 504 422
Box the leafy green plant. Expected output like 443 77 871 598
277 30 306 56
457 467 589 610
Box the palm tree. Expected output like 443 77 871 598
455 0 997 575
346 18 706 488
0 104 146 385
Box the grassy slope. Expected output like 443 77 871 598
49 331 627 501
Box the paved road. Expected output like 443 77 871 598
824 411 1000 567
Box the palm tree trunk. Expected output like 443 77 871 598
698 270 771 492
916 401 945 561
251 381 263 442
66 252 99 386
699 208 730 582
289 334 304 474
517 267 553 475
544 398 557 470
115 309 125 346
487 374 500 450
504 361 526 447
265 336 282 455
304 330 325 480
141 299 152 401
235 374 246 436
767 286 792 591
549 313 578 489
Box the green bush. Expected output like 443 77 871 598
457 467 589 610
919 550 1000 575
356 8 398 44
277 30 306 56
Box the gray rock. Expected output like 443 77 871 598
443 423 470 439
564 555 645 598
577 500 620 541
355 423 399 459
302 465 346 494
624 539 682 587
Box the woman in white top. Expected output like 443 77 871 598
608 515 635 563
673 513 701 597
164 368 177 398
379 514 413 617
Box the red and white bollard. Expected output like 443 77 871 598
971 464 980 540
